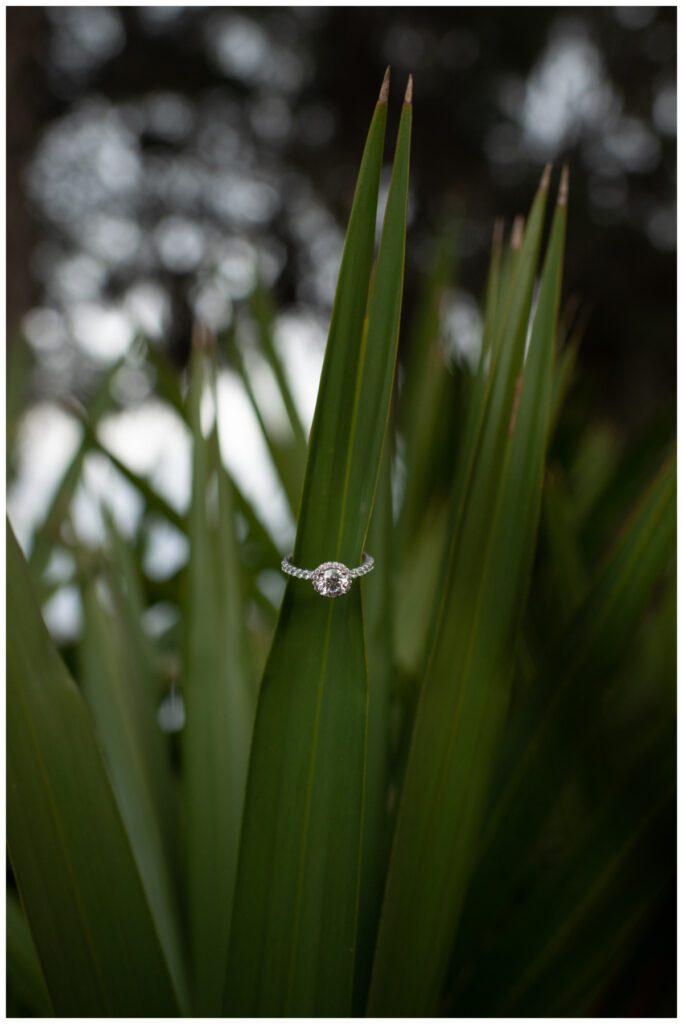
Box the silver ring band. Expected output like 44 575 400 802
281 552 374 597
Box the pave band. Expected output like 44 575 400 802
281 552 374 597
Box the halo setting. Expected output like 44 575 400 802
312 562 352 598
281 552 374 597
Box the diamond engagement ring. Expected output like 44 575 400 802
281 553 375 598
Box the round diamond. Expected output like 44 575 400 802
312 561 352 598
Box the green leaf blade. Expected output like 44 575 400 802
182 344 256 1014
368 171 562 1016
455 729 674 1016
6 891 53 1017
28 359 123 580
470 448 676 917
79 570 189 1012
7 521 181 1016
225 79 411 1016
353 440 395 1012
292 90 393 568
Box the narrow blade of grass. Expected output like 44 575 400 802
182 337 255 1014
229 321 306 515
7 521 181 1015
250 281 309 450
229 471 282 571
292 78 407 569
225 73 410 1016
353 438 395 1012
29 359 122 579
549 303 586 437
101 508 185 878
398 232 457 550
93 436 186 531
467 448 675 922
79 569 189 1011
394 498 450 676
368 168 560 1015
390 225 502 689
102 508 160 687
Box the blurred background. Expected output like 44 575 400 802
7 5 676 635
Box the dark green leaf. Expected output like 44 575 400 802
225 75 410 1016
183 341 256 1013
79 567 189 1010
7 521 181 1016
469 449 676 921
6 890 53 1017
368 169 561 1016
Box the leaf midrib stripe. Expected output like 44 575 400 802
86 602 183 998
10 667 112 1014
373 317 550 1007
412 433 518 989
285 601 335 1010
350 596 371 1001
372 411 518 1009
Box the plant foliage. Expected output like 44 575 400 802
6 73 675 1017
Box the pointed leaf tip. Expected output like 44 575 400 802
379 66 391 104
558 164 569 206
511 215 525 251
192 321 213 350
404 73 413 104
540 162 552 191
